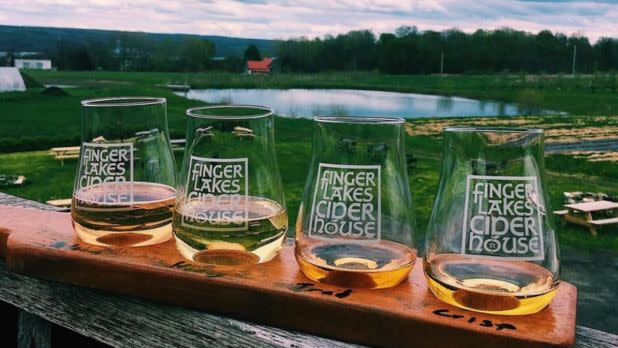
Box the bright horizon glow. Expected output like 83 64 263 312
0 0 617 43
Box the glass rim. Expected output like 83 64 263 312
186 105 273 120
81 96 166 107
314 116 405 125
444 126 544 134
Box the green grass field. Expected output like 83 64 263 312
2 70 617 151
1 127 617 252
0 85 194 151
1 70 617 252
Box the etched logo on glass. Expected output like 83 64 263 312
182 157 249 231
308 163 381 242
462 175 545 261
76 142 134 209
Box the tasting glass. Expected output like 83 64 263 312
173 105 287 266
295 116 416 289
424 127 560 315
72 97 177 247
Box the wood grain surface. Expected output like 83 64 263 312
0 261 357 348
1 261 613 348
0 205 578 348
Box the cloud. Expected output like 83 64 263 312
0 0 616 41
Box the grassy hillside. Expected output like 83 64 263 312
0 85 193 151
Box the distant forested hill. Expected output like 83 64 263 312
0 25 278 58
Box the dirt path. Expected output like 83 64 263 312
546 139 618 153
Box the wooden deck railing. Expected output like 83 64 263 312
0 192 616 348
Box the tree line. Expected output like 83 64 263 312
52 33 221 72
0 32 249 72
18 33 266 72
278 26 618 74
3 25 617 74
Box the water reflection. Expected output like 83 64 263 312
311 105 349 117
178 89 560 119
436 96 454 112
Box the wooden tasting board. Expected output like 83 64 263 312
0 205 577 348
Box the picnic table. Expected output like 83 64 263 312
170 139 185 152
50 141 187 159
554 200 618 236
0 192 616 348
48 146 80 165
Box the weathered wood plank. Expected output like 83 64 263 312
0 193 65 212
0 261 361 348
1 261 615 348
576 326 618 348
17 310 51 348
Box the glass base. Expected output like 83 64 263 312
295 242 415 289
73 221 172 247
424 254 558 315
174 233 285 266
425 274 558 315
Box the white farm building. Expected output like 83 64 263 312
14 59 52 70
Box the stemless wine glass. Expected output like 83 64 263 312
173 105 287 266
424 127 560 315
72 97 177 247
295 116 416 289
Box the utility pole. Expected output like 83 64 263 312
440 51 444 75
572 45 577 77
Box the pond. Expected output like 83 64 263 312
177 88 560 118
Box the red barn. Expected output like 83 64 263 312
246 57 276 74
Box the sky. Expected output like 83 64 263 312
1 0 617 42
